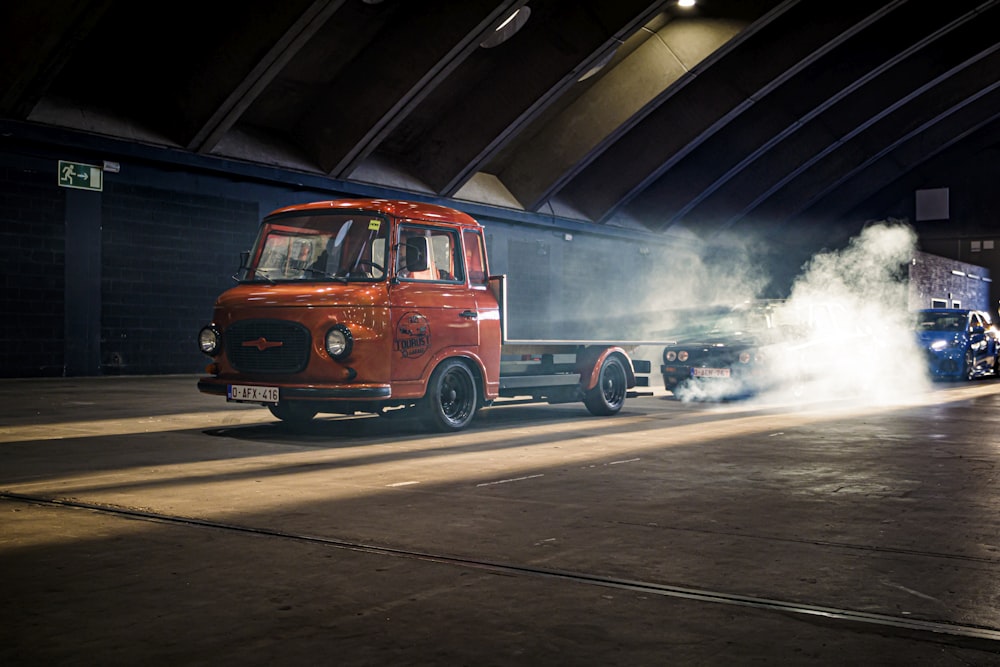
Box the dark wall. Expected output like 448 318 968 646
100 184 259 375
1 151 264 377
13 122 995 378
1 160 66 376
0 137 675 378
868 143 1000 318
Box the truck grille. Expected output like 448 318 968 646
225 320 310 374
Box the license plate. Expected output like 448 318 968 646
227 384 279 403
692 367 730 378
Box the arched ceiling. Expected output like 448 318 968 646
3 0 999 240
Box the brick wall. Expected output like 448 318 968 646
0 154 262 378
918 237 999 319
0 163 66 376
100 183 259 374
908 250 992 311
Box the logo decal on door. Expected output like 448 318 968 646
394 312 430 358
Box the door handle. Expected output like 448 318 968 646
459 310 478 319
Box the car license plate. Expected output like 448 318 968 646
227 384 279 403
692 367 730 378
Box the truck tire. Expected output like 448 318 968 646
423 359 477 431
268 401 317 426
584 355 627 416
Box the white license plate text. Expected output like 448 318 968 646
228 384 279 403
692 367 731 378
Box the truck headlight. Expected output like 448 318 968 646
198 326 221 356
325 324 353 359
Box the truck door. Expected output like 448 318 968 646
464 228 500 388
390 223 480 383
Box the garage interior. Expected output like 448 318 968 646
2 1 1000 664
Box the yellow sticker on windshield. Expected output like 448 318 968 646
368 219 381 231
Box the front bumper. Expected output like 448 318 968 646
197 378 391 400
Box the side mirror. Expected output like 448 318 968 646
233 250 251 282
405 237 430 272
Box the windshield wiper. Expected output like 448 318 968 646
251 268 277 284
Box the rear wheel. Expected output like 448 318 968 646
423 359 477 431
584 355 627 416
268 401 317 426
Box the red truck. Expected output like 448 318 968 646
197 199 654 431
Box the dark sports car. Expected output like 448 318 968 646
914 308 999 380
658 300 815 400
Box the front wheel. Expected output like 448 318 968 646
423 359 478 431
584 355 628 416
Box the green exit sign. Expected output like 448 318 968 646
58 160 103 191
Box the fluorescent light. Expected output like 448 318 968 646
481 6 531 48
496 8 520 32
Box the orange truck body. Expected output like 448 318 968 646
197 199 651 430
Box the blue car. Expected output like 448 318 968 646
914 308 999 380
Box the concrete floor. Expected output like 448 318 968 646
2 375 1000 666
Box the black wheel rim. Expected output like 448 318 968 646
602 361 626 408
440 366 475 425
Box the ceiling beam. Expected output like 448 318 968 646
557 0 900 227
501 13 746 212
186 0 347 154
405 1 670 198
711 2 1000 234
0 0 115 119
293 0 521 177
760 56 1000 229
629 0 1000 235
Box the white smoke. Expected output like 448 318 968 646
755 221 931 406
639 236 770 319
644 221 933 405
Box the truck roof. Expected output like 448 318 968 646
267 199 482 228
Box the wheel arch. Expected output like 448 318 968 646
423 350 490 404
577 346 636 392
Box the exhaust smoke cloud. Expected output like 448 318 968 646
761 221 930 405
646 221 931 406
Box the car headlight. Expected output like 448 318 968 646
677 350 689 362
738 351 752 364
664 350 677 362
325 324 353 359
198 325 221 356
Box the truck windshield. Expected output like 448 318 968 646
241 212 388 282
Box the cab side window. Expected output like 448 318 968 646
463 230 488 286
397 225 464 283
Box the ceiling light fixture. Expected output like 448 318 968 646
480 6 531 48
678 0 696 7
